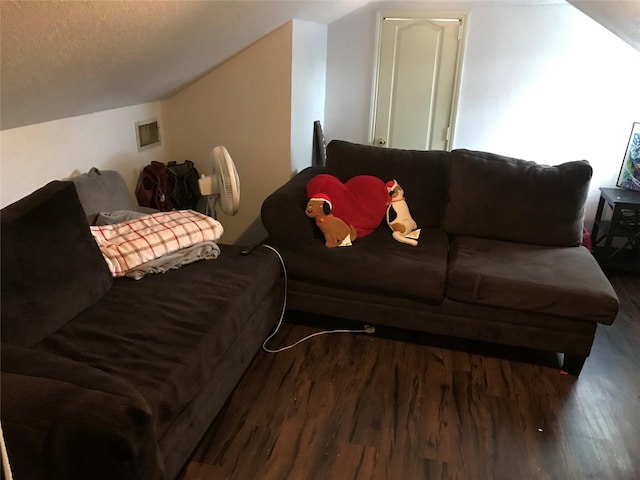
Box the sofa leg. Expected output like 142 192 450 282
562 354 587 376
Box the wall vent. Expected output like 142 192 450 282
136 119 161 150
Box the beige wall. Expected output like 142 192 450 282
166 22 294 245
0 102 171 208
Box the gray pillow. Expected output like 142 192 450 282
95 209 149 226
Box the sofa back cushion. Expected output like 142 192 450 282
326 140 451 228
1 181 113 347
442 149 592 246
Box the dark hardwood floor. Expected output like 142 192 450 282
182 271 639 480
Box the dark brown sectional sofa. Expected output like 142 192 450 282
1 172 284 480
261 140 620 375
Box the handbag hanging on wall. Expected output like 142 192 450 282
135 161 175 211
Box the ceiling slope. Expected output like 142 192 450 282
566 0 640 52
2 1 638 132
0 0 366 131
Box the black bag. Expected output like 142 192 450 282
166 160 201 210
135 161 175 211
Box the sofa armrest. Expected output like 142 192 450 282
1 344 162 480
261 166 326 242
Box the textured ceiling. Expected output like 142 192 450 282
0 0 366 130
1 0 638 131
567 0 640 52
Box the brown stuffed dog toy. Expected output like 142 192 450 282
305 193 357 248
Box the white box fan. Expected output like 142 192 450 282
198 146 240 218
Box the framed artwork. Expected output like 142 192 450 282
617 122 640 192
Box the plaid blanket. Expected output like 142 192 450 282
91 210 224 277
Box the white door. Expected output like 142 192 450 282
373 16 463 151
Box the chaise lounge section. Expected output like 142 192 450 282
1 171 284 480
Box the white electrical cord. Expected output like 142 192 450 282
259 244 375 353
0 422 13 480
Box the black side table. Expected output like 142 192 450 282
591 187 640 270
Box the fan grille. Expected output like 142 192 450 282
211 146 240 215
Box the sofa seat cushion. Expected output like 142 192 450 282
271 227 449 303
32 244 282 439
447 236 619 323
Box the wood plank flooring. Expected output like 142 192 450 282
182 271 639 480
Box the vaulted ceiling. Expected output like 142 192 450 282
566 0 640 53
1 0 638 132
0 0 365 131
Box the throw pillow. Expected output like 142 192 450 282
306 174 388 238
1 181 114 347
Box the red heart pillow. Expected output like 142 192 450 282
306 174 388 238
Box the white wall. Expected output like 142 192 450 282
325 1 640 228
325 5 378 144
0 102 171 208
290 20 328 174
166 22 293 245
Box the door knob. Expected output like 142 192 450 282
376 137 387 146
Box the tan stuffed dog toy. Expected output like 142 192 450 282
306 193 357 248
